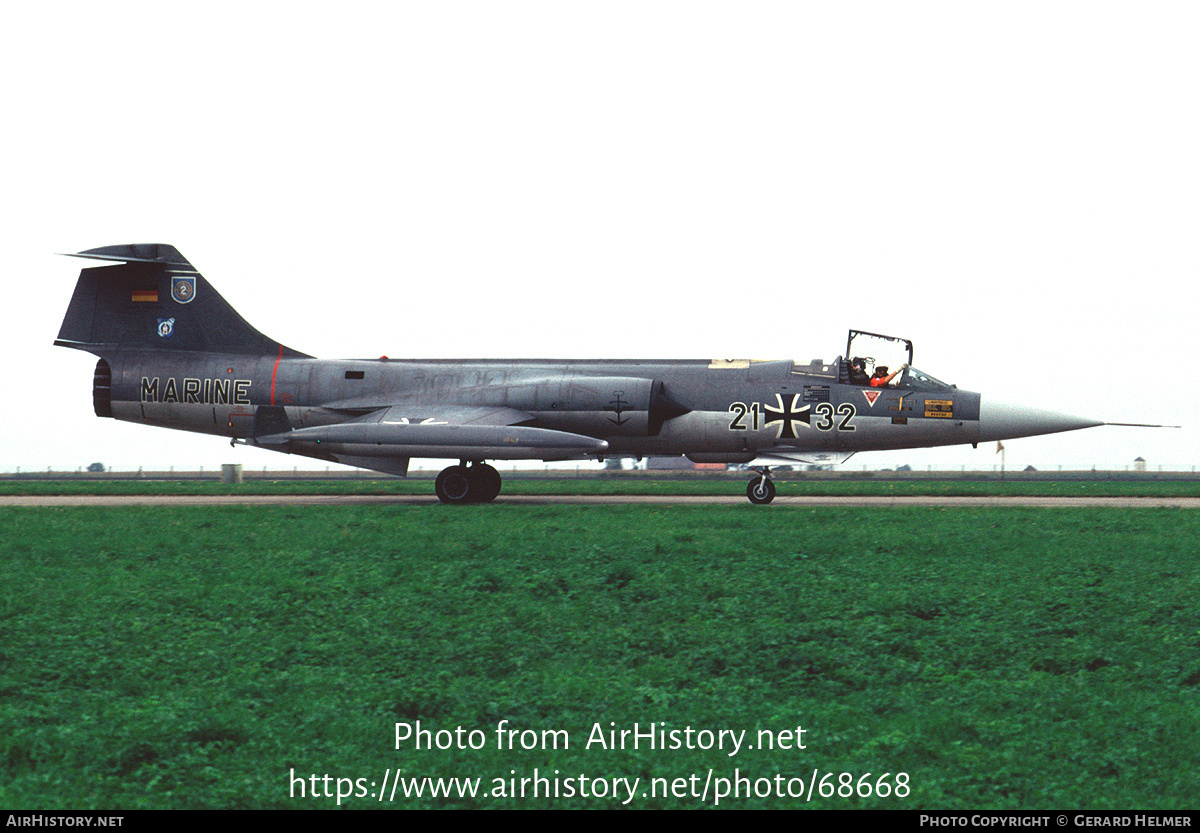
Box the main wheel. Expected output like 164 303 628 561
746 477 776 505
468 463 502 503
435 465 473 504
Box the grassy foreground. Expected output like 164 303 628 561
1 505 1197 809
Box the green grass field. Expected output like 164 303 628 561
2 503 1197 809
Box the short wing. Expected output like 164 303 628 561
751 450 857 467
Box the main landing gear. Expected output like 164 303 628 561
746 468 776 505
435 461 502 504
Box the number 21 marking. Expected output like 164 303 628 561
728 402 762 431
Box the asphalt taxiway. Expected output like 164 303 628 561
2 495 1197 508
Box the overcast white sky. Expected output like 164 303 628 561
3 2 1195 475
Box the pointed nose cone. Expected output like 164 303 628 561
978 400 1103 443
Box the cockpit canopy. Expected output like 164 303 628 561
840 329 955 392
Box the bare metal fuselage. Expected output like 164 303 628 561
105 350 984 465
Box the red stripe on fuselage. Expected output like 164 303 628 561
271 345 282 405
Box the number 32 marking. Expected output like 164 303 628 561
813 402 856 432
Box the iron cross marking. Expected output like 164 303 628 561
763 393 811 439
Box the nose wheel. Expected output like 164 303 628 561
435 462 502 504
746 470 776 504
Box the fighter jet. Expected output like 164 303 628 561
56 243 1111 504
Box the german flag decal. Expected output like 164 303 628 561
131 288 158 303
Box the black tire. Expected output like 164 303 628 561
747 477 776 505
469 463 502 503
435 465 473 504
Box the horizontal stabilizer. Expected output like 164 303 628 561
65 244 193 267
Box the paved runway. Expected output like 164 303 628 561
3 494 1198 508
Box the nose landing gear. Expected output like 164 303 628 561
746 468 776 504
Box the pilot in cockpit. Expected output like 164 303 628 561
870 364 907 388
848 358 870 386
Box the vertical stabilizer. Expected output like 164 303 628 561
55 244 309 357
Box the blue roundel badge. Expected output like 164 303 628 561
157 318 175 338
172 277 196 304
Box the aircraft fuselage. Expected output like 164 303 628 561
59 244 1104 503
103 350 985 463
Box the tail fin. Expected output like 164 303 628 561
55 244 310 358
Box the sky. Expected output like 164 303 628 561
3 2 1196 475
